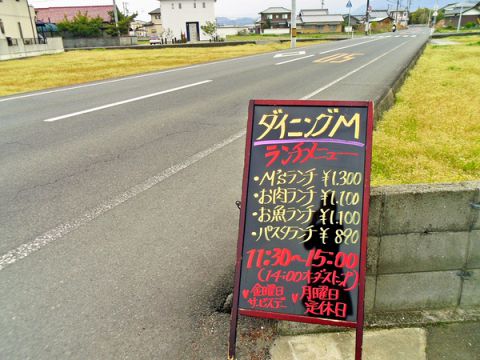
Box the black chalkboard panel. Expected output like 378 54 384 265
231 100 373 334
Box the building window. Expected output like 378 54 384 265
267 14 273 19
203 2 206 8
178 3 182 9
282 14 288 19
194 2 196 8
171 3 174 9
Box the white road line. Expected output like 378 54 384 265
43 80 212 122
275 55 315 65
275 38 380 66
0 130 246 271
317 38 381 55
395 35 401 38
301 41 407 100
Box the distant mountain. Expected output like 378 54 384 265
350 0 474 15
216 17 257 26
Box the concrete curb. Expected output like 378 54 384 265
431 31 480 38
372 40 427 125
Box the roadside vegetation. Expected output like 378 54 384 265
0 41 324 96
371 35 480 185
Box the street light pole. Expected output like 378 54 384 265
291 0 297 48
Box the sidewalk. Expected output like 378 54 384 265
269 321 480 360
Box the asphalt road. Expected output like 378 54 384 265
0 27 430 359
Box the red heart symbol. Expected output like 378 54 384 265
242 289 250 299
292 293 299 304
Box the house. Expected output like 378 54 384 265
0 0 63 60
35 5 114 24
442 1 480 27
298 9 344 33
157 0 216 42
389 8 409 26
143 8 163 37
130 20 148 37
258 7 291 31
0 0 37 43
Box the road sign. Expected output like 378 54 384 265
346 1 353 8
229 100 374 360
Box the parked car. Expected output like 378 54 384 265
149 36 161 45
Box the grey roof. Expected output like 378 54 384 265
149 7 161 14
259 7 291 14
299 14 345 24
299 9 329 16
444 2 478 15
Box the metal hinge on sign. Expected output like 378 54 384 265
457 270 473 280
471 203 480 210
235 201 241 210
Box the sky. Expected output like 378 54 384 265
29 0 367 21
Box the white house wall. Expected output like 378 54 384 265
160 0 215 41
0 0 37 39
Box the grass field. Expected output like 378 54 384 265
0 41 324 97
371 35 480 185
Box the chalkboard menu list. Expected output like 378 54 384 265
236 100 373 324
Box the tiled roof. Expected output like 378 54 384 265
259 7 291 14
35 6 114 24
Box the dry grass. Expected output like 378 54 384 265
0 42 324 96
371 36 480 186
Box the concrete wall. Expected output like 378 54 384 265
365 181 480 313
263 28 290 35
62 36 137 49
0 36 63 60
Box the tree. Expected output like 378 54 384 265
410 8 431 24
105 10 137 36
201 21 217 41
57 12 104 37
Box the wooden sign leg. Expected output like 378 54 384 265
228 298 239 359
355 325 364 360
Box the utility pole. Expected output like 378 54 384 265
395 0 400 24
432 0 438 30
291 0 297 48
112 0 120 36
365 0 370 35
457 4 464 32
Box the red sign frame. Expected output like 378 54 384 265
229 99 374 360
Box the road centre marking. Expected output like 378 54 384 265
301 41 407 100
274 50 306 58
314 52 364 64
275 55 315 65
42 80 212 122
0 40 409 271
275 37 380 65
